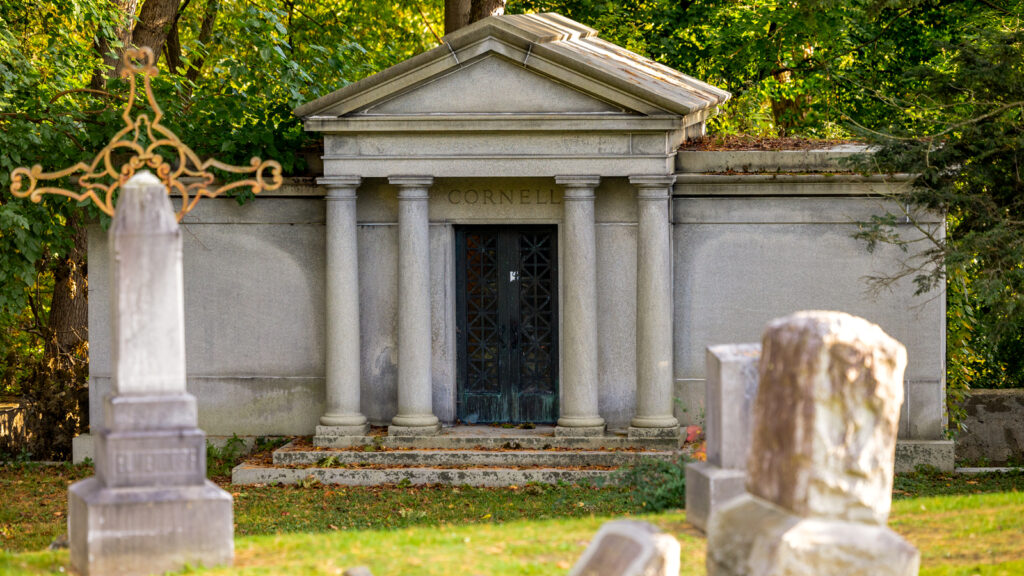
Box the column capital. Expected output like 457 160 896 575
318 176 362 199
629 174 676 192
389 175 434 188
555 175 601 189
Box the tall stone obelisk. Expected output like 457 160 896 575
68 171 233 576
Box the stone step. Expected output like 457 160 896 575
310 433 679 451
231 464 616 487
272 447 680 468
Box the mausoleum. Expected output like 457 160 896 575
78 13 952 468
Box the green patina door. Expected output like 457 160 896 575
456 226 559 424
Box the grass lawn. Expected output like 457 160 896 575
0 462 1021 575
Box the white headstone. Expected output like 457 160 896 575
110 171 186 395
69 171 233 576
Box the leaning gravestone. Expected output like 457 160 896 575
68 172 233 575
685 343 760 532
706 311 920 576
569 520 681 576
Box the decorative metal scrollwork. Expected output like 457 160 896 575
9 47 282 220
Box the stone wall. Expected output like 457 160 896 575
957 389 1024 466
81 151 948 453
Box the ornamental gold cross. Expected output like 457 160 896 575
9 47 282 220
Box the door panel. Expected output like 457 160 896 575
456 226 558 424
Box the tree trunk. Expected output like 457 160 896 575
45 215 88 366
446 0 504 35
89 0 139 89
445 0 470 35
469 0 505 25
185 0 220 87
132 0 183 64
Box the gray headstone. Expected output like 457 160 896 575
685 343 759 532
569 520 680 576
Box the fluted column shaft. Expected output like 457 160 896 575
629 175 679 438
316 176 369 438
554 175 606 437
389 176 441 436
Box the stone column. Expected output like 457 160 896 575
315 176 369 440
554 175 605 437
629 175 679 439
389 176 441 436
69 171 232 576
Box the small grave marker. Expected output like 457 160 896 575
569 520 680 576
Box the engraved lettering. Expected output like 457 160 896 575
112 447 201 478
443 188 561 206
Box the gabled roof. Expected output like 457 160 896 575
294 13 730 120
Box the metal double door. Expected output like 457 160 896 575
455 226 559 424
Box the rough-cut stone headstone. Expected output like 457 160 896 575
707 311 920 576
569 520 680 576
685 343 760 532
68 172 233 576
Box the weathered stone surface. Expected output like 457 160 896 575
895 440 955 473
93 427 205 488
69 172 234 576
69 478 233 576
684 462 745 533
707 495 919 576
569 520 680 576
705 344 760 470
684 343 760 532
748 311 907 525
110 171 186 396
957 389 1024 466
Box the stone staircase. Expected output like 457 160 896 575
231 425 686 487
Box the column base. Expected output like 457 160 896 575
69 477 233 576
314 424 370 442
319 412 369 428
628 425 680 440
555 425 606 438
388 423 442 437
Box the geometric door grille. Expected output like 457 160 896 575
455 226 559 424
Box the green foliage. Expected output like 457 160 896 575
853 15 1024 398
206 433 247 478
607 454 690 512
510 0 975 137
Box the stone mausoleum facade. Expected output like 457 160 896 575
78 14 952 466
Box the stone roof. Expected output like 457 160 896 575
294 13 730 120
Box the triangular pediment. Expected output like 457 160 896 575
354 54 625 116
295 13 730 120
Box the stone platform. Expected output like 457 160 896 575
232 425 686 487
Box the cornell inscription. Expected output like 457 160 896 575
446 188 561 205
